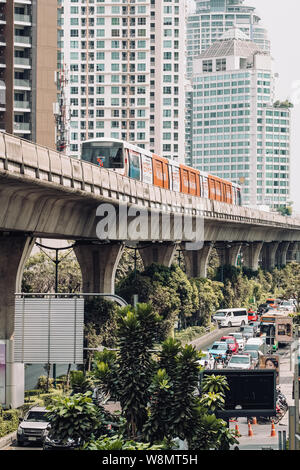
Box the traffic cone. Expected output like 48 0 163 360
235 423 241 437
248 421 254 437
270 420 276 437
252 417 257 425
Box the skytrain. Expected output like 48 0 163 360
81 138 242 206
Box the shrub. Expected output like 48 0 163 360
0 409 20 438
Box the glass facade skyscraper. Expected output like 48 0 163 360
187 0 270 78
190 29 291 209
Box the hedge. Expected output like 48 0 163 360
0 409 20 438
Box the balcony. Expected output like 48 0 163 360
14 57 31 68
14 100 30 111
14 122 30 132
14 79 31 89
0 35 6 45
14 14 31 25
14 35 31 47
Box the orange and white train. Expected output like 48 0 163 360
81 138 242 206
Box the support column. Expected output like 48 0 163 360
261 242 280 271
215 243 242 268
74 242 124 294
138 242 177 268
0 233 36 408
242 242 263 271
276 242 291 268
287 242 299 263
181 242 214 279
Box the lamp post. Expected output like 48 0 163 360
35 241 76 388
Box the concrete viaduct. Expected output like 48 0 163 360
0 132 300 406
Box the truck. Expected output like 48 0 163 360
259 312 293 352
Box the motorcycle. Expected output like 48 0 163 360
255 387 288 424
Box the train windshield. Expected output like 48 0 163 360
81 141 124 169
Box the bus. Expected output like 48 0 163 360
259 313 293 351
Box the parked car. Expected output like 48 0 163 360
228 332 246 351
226 354 253 370
212 308 248 328
240 325 255 340
208 342 228 360
220 336 239 354
17 406 49 447
198 350 214 370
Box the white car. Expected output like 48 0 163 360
229 332 245 351
226 354 253 370
198 351 214 370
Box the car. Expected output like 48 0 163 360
197 350 214 369
257 303 268 314
17 406 49 447
248 321 260 336
43 432 82 450
244 349 263 367
220 336 239 354
240 325 255 340
248 310 259 322
208 342 228 360
278 300 296 313
228 332 246 351
226 354 253 370
212 308 248 328
243 344 264 366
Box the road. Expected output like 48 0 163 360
191 327 294 450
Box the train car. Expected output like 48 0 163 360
80 138 242 206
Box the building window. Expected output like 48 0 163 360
203 60 213 73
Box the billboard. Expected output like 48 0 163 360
259 355 280 385
0 342 6 405
200 369 276 418
14 297 84 364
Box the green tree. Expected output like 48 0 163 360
46 392 102 446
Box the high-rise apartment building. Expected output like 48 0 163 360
57 0 186 162
186 0 270 78
190 28 291 209
0 0 57 148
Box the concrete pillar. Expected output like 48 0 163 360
276 242 290 268
74 242 124 294
242 242 263 271
138 242 177 268
181 242 214 279
0 233 35 408
287 242 299 263
261 242 280 271
215 243 242 267
0 234 36 340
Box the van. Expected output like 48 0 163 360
212 308 248 328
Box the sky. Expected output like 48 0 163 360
247 0 300 212
188 0 300 213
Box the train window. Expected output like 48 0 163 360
189 172 197 196
171 165 180 192
181 169 189 193
81 141 124 168
141 154 153 185
129 150 141 180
